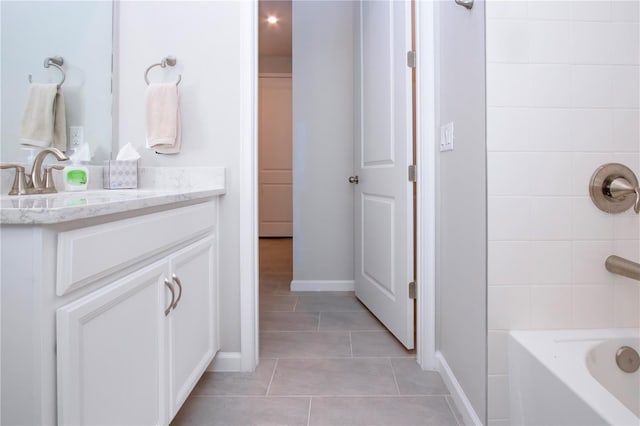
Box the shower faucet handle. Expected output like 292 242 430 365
607 176 640 214
590 163 640 214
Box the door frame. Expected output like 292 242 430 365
238 0 437 371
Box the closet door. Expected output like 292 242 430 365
259 75 293 237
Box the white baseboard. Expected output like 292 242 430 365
207 352 243 372
290 280 355 292
436 351 483 426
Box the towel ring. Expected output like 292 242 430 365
28 56 66 87
144 56 182 86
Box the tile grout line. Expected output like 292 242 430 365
388 357 402 395
316 312 321 331
349 331 354 357
307 396 313 426
264 358 279 396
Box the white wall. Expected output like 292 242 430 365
435 0 487 422
1 1 112 163
291 1 355 286
117 1 251 353
486 1 640 424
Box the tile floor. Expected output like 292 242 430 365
172 238 461 426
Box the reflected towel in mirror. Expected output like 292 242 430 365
19 83 67 152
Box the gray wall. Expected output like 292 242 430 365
435 0 487 421
292 1 355 285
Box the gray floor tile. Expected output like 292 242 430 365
446 396 464 426
295 294 366 312
259 295 297 312
260 331 351 358
260 312 319 331
308 396 458 426
191 359 277 396
351 331 415 357
318 311 385 331
269 358 398 396
171 396 310 426
391 358 449 395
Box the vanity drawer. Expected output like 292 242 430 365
56 201 215 296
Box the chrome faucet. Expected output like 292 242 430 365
0 148 69 195
30 148 69 192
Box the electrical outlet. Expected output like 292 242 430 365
69 126 84 148
440 122 454 152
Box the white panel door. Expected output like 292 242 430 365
56 262 167 426
354 0 414 349
259 76 293 237
167 236 218 418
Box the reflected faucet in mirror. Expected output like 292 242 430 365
0 148 69 195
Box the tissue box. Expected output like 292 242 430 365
103 160 138 189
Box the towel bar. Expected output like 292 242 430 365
144 56 182 86
28 56 65 87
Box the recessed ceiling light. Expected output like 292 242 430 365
267 15 278 24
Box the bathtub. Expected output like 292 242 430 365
509 329 639 426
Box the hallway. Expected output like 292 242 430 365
173 238 461 425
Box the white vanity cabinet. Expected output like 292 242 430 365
1 197 220 426
56 235 217 425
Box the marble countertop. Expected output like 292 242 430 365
0 167 225 225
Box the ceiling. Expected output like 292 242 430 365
258 0 292 57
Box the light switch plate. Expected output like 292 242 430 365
440 122 454 152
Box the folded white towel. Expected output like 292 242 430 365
20 83 67 151
145 83 181 154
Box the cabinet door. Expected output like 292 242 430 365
167 236 218 417
57 261 168 426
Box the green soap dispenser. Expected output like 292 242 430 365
63 143 90 191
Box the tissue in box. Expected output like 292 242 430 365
103 160 138 189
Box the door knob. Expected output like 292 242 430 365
348 176 359 184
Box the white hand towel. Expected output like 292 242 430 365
145 83 181 154
20 83 67 151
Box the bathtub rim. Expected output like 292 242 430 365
509 328 639 426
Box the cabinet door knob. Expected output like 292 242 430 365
172 274 183 309
164 278 175 316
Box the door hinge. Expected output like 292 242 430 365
408 164 417 182
407 50 416 68
409 281 416 299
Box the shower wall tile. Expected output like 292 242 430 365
529 65 572 107
613 283 640 328
529 198 573 240
486 1 639 423
488 286 532 330
569 1 611 22
530 285 573 329
571 65 613 107
486 20 529 63
570 22 614 64
527 1 572 21
572 285 615 328
611 0 640 22
529 21 571 64
487 331 509 375
613 110 640 151
570 109 614 152
528 108 573 151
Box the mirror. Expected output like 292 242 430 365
1 1 113 164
